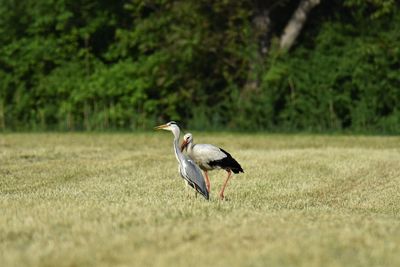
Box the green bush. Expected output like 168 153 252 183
256 8 400 133
0 0 398 133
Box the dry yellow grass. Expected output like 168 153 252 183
1 133 400 267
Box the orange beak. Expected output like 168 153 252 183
180 139 188 152
154 124 168 130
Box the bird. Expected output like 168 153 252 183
155 121 209 200
180 133 243 200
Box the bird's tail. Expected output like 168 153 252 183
189 181 209 200
232 167 243 174
196 184 209 200
231 161 243 174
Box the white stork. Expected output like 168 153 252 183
180 133 243 200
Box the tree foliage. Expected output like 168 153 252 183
0 0 399 132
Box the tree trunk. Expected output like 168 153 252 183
0 99 5 130
84 101 90 131
253 9 271 57
280 0 320 51
244 9 271 92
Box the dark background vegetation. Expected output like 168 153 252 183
0 0 399 132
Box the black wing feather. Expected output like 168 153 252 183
208 148 244 174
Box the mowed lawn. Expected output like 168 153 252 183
1 133 400 267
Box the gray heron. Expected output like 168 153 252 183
180 133 243 200
155 122 209 200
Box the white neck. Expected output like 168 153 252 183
171 126 184 163
187 140 194 155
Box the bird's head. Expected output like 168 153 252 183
180 133 193 152
154 121 179 132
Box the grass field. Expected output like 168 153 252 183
1 133 400 267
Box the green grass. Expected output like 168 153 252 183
1 133 400 267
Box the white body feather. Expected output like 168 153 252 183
181 132 243 199
187 143 227 171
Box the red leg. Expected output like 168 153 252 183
219 170 232 200
203 171 211 193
